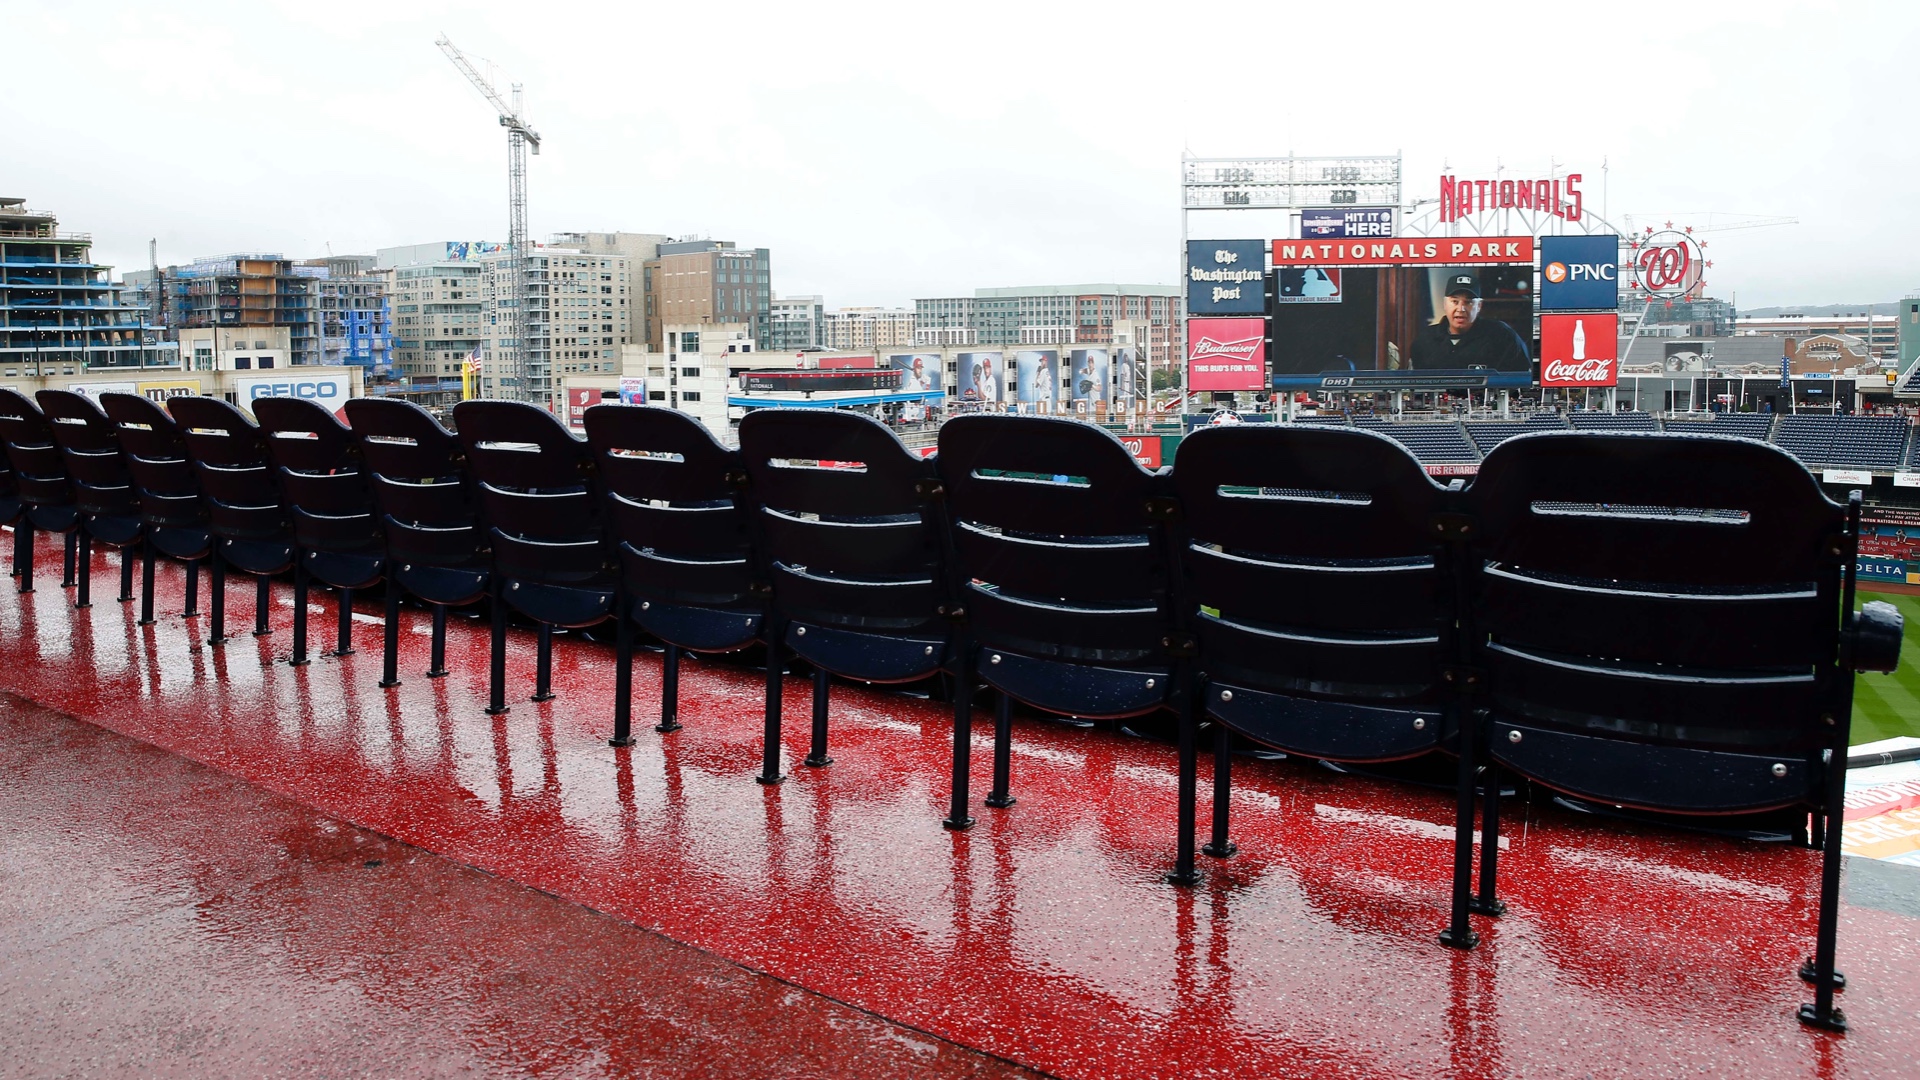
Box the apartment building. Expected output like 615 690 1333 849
550 231 665 352
1 196 177 377
642 240 772 351
378 246 488 403
820 306 914 351
302 256 392 371
165 253 322 366
376 241 632 408
487 247 633 410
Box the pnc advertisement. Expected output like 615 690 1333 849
1539 235 1621 311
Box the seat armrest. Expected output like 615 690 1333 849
1849 600 1903 673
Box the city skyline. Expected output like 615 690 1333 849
8 1 1917 309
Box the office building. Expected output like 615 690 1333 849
1 196 176 376
770 294 823 351
176 326 292 372
1629 295 1737 338
1901 295 1920 372
913 284 1182 366
1737 310 1898 360
634 321 763 434
642 240 772 351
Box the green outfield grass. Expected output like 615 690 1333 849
1851 590 1920 745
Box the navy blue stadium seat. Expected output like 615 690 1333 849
585 404 765 747
0 388 81 595
1452 430 1900 1032
0 411 18 570
344 398 489 686
255 398 384 669
1566 410 1657 431
168 396 296 645
935 415 1177 828
36 391 144 610
100 393 212 625
1169 425 1459 885
736 409 950 790
453 400 616 714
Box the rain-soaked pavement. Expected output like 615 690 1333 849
2 530 1917 1078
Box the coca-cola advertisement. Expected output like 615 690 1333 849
1186 317 1267 391
1538 313 1618 388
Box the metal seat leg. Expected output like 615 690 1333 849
657 643 683 734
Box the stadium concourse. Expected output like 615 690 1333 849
2 529 1919 1079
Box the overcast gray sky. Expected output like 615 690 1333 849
8 0 1913 309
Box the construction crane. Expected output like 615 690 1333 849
1622 213 1798 235
437 33 541 403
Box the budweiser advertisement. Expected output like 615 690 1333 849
1271 236 1533 267
1186 317 1266 392
1539 313 1619 388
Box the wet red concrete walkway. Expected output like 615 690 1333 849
0 696 1036 1078
3 532 1918 1078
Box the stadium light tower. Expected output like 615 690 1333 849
437 33 540 403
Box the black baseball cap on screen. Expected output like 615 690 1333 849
1445 273 1480 298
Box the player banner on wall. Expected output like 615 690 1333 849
1186 317 1267 391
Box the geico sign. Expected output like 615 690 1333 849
244 380 343 401
1542 260 1615 284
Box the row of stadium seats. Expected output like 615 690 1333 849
1297 411 1917 472
0 389 1899 1032
1351 416 1480 463
1772 414 1911 470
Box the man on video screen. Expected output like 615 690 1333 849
1410 272 1528 370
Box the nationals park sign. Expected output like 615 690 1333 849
1272 237 1533 267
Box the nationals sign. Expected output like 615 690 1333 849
1186 317 1267 391
1272 237 1533 267
1629 228 1706 300
1538 313 1619 387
